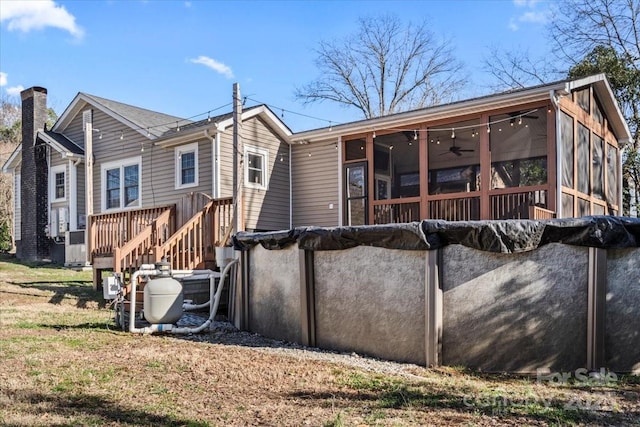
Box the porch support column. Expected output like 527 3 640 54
425 248 443 367
367 133 375 224
419 125 428 219
480 113 491 219
587 247 606 370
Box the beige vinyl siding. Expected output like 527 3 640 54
84 108 143 213
292 142 340 227
140 139 213 209
62 105 86 148
218 116 290 231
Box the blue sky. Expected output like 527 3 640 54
1 0 553 132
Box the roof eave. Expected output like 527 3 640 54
292 82 571 144
569 74 633 142
2 144 21 173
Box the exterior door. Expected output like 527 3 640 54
344 162 368 225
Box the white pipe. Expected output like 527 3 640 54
182 274 215 311
168 259 238 334
129 262 238 334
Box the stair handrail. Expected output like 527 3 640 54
154 200 215 270
113 207 175 273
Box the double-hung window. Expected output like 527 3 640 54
101 157 141 210
50 165 66 201
175 143 199 189
244 145 268 190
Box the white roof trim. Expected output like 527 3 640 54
291 74 630 144
155 105 292 149
2 144 21 173
291 83 565 144
569 73 632 143
217 105 292 141
52 93 151 139
37 132 85 160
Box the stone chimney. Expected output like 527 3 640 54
19 87 49 261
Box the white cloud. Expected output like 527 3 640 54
509 0 549 31
189 56 234 79
6 85 25 96
513 0 541 7
0 72 7 87
520 11 548 24
0 0 84 39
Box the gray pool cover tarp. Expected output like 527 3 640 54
233 216 640 253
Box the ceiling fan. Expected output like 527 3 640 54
440 138 474 157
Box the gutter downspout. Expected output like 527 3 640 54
289 142 292 229
205 128 219 199
337 136 343 226
551 89 563 218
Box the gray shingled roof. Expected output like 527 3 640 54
81 93 190 138
156 105 266 138
41 130 84 155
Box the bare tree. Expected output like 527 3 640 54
481 45 562 92
482 0 640 215
0 97 21 251
295 14 467 119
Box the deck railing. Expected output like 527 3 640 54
90 197 234 283
113 208 175 274
428 194 481 221
373 198 420 224
490 188 549 220
530 205 556 219
89 205 174 256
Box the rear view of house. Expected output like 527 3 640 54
2 86 292 286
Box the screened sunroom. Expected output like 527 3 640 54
291 74 631 227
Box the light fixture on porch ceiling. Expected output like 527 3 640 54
451 129 455 139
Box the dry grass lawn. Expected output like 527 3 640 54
0 254 638 426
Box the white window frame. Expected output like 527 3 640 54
100 156 142 211
175 142 199 189
50 164 66 202
244 145 269 190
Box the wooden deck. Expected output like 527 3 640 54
89 193 233 290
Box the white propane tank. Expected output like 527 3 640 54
143 261 183 324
